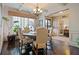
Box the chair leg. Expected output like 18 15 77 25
32 43 36 55
19 40 23 54
36 48 38 55
36 44 38 55
32 44 38 55
19 40 21 54
46 43 47 55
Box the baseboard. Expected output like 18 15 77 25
69 45 79 49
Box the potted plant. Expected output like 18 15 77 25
13 25 19 35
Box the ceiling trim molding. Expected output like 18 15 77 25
47 8 69 17
8 10 37 19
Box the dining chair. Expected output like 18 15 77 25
33 27 48 55
18 28 32 54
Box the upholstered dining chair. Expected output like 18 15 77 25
33 27 48 55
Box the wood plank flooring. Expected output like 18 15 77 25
1 36 79 55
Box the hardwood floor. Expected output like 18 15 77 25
1 38 53 55
1 36 79 55
1 40 20 55
52 36 70 55
52 36 79 55
70 46 79 55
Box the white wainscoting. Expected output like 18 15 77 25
69 32 79 48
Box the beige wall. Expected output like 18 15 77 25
69 4 79 48
2 5 10 41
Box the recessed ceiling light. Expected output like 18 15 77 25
59 11 63 13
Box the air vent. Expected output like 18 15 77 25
60 3 68 6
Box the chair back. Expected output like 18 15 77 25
36 27 48 48
18 28 24 40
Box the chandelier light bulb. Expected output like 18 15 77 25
33 9 36 12
40 10 42 13
38 9 40 11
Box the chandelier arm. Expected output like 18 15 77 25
33 3 42 16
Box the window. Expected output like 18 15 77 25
12 16 35 31
45 20 51 28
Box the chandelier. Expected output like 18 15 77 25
33 4 42 16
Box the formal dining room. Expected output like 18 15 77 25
0 3 79 55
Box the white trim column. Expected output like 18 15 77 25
0 4 4 54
